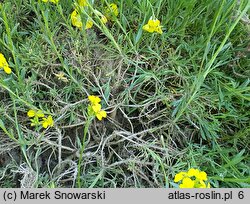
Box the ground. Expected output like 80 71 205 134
0 0 249 188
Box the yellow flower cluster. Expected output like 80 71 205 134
104 3 119 20
41 0 162 34
71 9 93 30
0 53 11 74
27 109 54 128
42 0 59 4
42 0 160 35
143 17 163 34
71 0 92 29
174 168 210 188
71 1 118 30
88 95 107 120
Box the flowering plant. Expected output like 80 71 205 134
174 168 211 188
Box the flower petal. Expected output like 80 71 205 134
27 110 36 118
85 20 93 29
42 121 49 128
174 172 187 182
3 66 11 74
88 95 101 104
197 171 207 181
99 110 107 118
180 177 195 188
92 103 101 113
187 168 199 177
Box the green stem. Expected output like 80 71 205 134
211 176 250 183
77 117 92 187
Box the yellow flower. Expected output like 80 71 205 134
54 71 68 82
100 14 108 24
187 168 199 177
28 109 45 127
88 95 107 120
42 0 59 3
174 172 187 182
110 3 119 16
179 177 195 188
92 103 101 113
71 9 83 28
105 3 119 20
174 168 211 188
71 9 93 30
196 171 208 181
96 110 107 120
143 17 163 34
85 19 93 29
27 109 45 118
0 53 11 74
42 115 54 128
88 95 101 104
4 67 11 74
78 0 88 7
